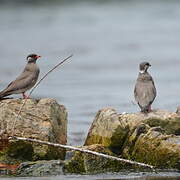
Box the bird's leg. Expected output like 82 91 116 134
22 92 29 99
148 105 152 113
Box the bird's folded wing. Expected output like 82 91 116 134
2 71 35 93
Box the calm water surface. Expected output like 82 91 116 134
0 171 180 180
0 0 180 179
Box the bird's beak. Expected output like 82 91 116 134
36 55 41 59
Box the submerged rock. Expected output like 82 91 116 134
0 98 67 164
17 160 65 176
85 108 180 170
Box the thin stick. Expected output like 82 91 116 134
9 136 155 171
29 54 73 98
11 54 73 136
131 100 137 106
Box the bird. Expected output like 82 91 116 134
134 62 156 113
0 53 41 99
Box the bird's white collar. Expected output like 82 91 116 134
27 57 32 61
139 70 145 74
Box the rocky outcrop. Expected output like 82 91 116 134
0 98 67 164
85 108 180 169
1 100 180 176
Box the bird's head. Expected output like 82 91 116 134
139 62 151 73
27 54 41 63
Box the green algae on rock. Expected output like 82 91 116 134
64 144 129 174
138 130 179 167
144 117 180 135
123 127 180 169
0 140 33 164
84 108 129 154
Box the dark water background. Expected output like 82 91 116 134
0 0 180 179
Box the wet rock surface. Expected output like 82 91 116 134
17 160 65 176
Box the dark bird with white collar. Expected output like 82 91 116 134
134 62 156 113
0 54 41 99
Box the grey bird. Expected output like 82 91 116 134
0 54 41 99
134 62 156 113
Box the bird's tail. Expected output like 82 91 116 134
0 90 7 99
0 92 4 99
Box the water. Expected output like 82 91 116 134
0 171 180 180
0 0 180 179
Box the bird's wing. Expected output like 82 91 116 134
2 70 37 94
134 80 156 108
6 70 29 89
151 78 157 100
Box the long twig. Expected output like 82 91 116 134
9 136 156 171
28 54 73 98
11 54 73 136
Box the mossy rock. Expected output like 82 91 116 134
0 139 66 165
85 108 129 154
0 140 33 164
64 151 86 174
122 123 150 159
0 98 67 163
129 129 180 169
32 144 65 161
64 144 133 174
144 117 180 135
85 107 180 171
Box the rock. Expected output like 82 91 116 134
64 144 127 174
84 108 129 154
127 128 180 169
17 160 65 176
0 98 67 164
85 108 180 169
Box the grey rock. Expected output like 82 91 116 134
17 160 65 176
